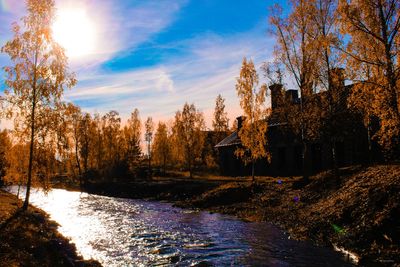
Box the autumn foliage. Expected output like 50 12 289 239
0 0 399 198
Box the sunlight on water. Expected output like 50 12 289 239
13 189 106 262
333 244 359 264
8 187 355 266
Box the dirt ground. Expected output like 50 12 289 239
0 190 101 267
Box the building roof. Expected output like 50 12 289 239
215 131 241 148
216 84 354 149
215 116 289 148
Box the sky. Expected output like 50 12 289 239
0 0 288 129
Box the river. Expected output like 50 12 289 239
8 187 355 266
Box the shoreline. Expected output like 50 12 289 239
0 189 101 267
3 164 399 266
83 164 400 266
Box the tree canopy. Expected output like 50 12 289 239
1 0 76 209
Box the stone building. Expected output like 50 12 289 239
215 71 376 177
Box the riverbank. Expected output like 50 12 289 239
0 190 101 267
85 164 400 266
185 165 400 266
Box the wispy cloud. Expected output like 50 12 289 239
68 27 275 127
0 1 26 66
68 68 174 98
59 0 188 70
0 0 187 70
1 0 276 130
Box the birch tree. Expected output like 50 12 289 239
63 103 83 185
123 109 142 176
1 0 76 209
310 0 346 177
212 94 229 132
152 122 170 175
145 117 154 178
79 113 94 176
339 0 400 154
173 103 205 178
235 58 270 182
269 0 321 182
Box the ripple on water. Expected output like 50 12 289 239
7 186 356 267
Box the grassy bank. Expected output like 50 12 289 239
85 164 400 266
0 190 101 267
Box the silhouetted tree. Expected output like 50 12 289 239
270 0 322 182
309 0 345 178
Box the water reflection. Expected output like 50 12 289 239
8 187 354 266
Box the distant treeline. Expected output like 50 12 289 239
0 98 231 188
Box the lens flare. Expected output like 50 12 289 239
52 8 96 58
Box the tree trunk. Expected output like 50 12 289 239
367 118 373 164
22 94 36 210
82 140 88 187
148 155 151 179
22 54 39 211
324 39 339 182
251 159 255 183
74 134 82 190
188 155 192 179
148 141 151 179
163 155 166 176
302 141 310 183
189 159 192 179
378 1 399 116
332 141 339 184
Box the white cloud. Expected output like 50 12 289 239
155 72 174 93
55 0 188 70
0 0 187 78
66 67 175 99
69 27 276 128
1 1 277 129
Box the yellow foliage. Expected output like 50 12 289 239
339 0 400 152
212 94 229 132
172 103 205 178
235 58 270 166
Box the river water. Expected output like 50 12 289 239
8 187 355 266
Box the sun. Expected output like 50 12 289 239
52 8 96 58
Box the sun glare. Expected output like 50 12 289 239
52 8 96 58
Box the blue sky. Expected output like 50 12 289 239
0 0 287 128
